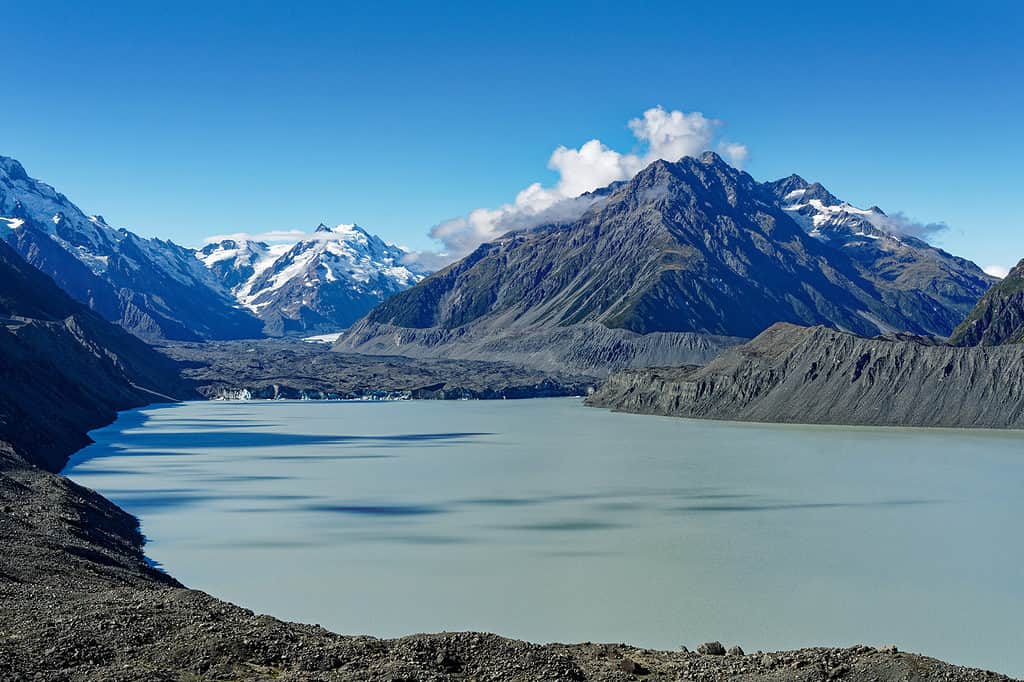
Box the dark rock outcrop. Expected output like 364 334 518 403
587 323 1024 429
950 259 1024 346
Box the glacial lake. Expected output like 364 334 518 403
65 398 1024 676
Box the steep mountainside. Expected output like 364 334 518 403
0 156 263 341
0 239 194 471
199 223 427 335
338 153 992 370
949 259 1024 346
767 176 992 335
587 323 1024 428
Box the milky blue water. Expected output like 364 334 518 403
64 399 1024 676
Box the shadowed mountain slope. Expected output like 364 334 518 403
950 259 1024 346
0 239 193 471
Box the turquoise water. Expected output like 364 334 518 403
65 399 1024 676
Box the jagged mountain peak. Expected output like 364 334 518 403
767 175 840 207
199 237 266 254
314 221 367 234
0 155 30 181
613 152 761 215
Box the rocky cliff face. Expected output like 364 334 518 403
338 153 992 371
949 259 1024 346
587 323 1024 429
0 156 263 341
0 239 194 471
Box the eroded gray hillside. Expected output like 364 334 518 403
587 323 1024 428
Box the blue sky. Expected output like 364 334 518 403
3 1 1021 272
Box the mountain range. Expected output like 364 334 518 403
0 156 426 340
1 151 1001 360
336 152 994 372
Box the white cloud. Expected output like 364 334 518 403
864 212 948 241
631 107 719 164
717 141 749 166
424 106 745 264
984 264 1010 279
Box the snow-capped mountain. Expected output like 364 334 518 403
199 223 429 335
0 155 263 341
771 178 889 240
766 174 994 335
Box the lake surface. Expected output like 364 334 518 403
65 399 1024 676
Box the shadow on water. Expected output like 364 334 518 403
106 488 322 514
262 454 396 462
455 487 755 510
152 419 284 428
500 519 623 532
671 499 943 513
306 503 445 517
67 429 493 470
105 491 221 513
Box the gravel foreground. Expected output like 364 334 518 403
1 448 1017 681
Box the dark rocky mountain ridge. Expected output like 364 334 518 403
337 153 993 370
950 258 1024 346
